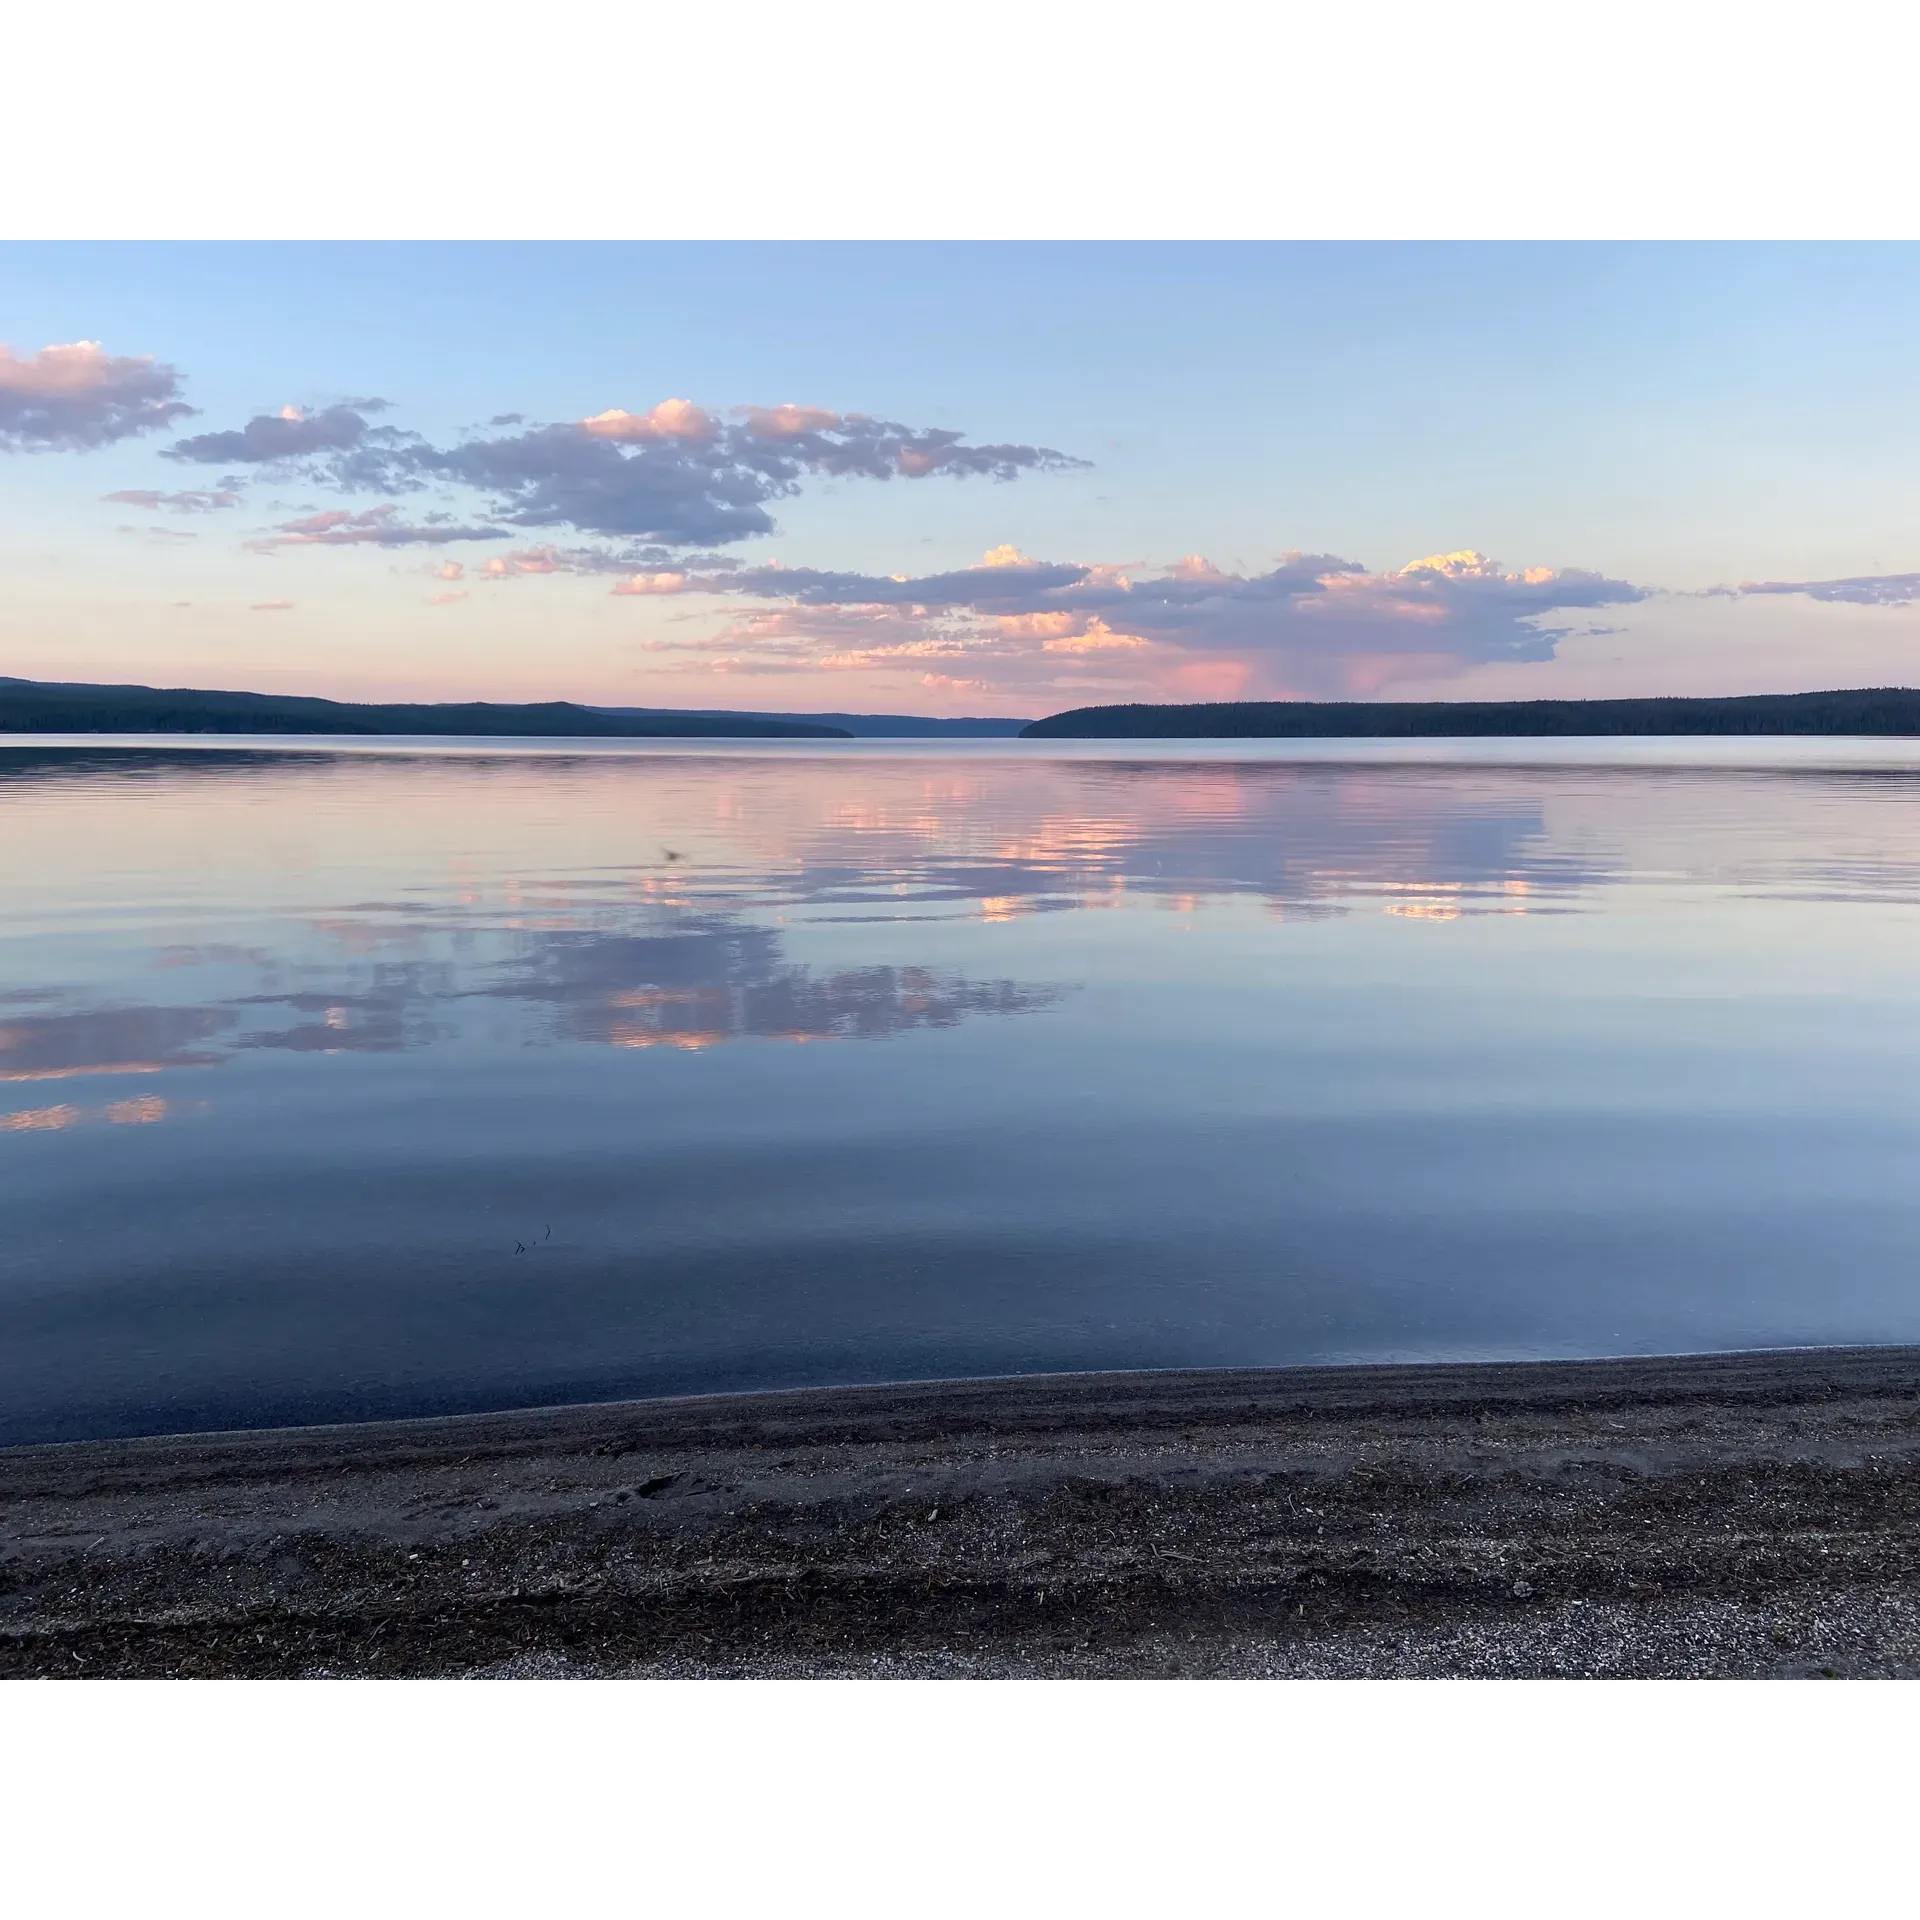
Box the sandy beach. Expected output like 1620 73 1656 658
5 1346 1920 1678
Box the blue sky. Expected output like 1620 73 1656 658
7 242 1920 714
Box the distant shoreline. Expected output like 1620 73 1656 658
22 678 1920 746
7 1345 1918 1678
0 678 848 740
0 677 1038 740
1023 688 1920 739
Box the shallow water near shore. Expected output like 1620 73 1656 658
7 733 1920 1445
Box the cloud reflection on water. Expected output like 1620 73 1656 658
16 744 1920 1437
0 1005 233 1081
0 918 1064 1088
0 1095 174 1131
9 745 1920 1109
482 924 1061 1048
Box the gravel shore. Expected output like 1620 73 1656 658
5 1347 1920 1678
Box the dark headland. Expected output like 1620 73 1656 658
0 677 850 739
6 1347 1919 1679
1022 687 1920 738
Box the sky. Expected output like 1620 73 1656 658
7 241 1920 718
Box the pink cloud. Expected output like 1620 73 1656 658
580 399 720 443
102 488 241 513
481 547 562 577
250 600 295 611
699 657 818 677
0 340 195 451
669 545 1648 699
427 590 468 607
1039 617 1149 654
642 597 1162 706
246 504 505 551
170 394 1080 546
735 403 844 439
996 611 1084 641
609 571 692 596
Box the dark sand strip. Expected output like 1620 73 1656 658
5 1347 1920 1678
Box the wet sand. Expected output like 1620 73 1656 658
5 1347 1920 1678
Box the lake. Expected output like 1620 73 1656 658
6 733 1920 1444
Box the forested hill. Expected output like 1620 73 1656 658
0 678 850 739
1021 690 1920 739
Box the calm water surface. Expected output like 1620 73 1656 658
7 734 1920 1443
